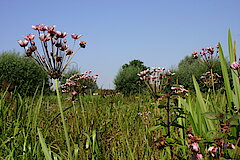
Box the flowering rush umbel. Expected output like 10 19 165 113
138 67 174 85
61 70 98 100
138 67 188 97
18 24 86 79
192 45 219 69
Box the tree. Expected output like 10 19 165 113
114 59 148 95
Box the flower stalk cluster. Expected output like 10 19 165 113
207 137 236 158
138 67 178 98
61 70 98 100
187 128 237 159
192 45 219 69
18 24 86 79
138 67 188 99
200 71 221 89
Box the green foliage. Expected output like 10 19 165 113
174 55 224 91
0 51 49 96
114 60 148 95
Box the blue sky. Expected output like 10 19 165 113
1 0 240 88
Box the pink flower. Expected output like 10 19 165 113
71 91 78 96
32 24 40 30
39 24 47 31
71 33 82 39
46 25 56 31
192 51 198 55
193 54 198 59
39 33 51 42
23 34 35 41
230 62 240 70
195 153 203 159
55 31 67 38
189 142 199 152
46 25 56 35
32 24 47 31
17 40 29 47
208 146 218 157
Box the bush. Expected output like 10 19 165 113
114 60 148 95
0 51 49 96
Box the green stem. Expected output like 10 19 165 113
210 69 216 95
54 79 73 160
166 96 171 138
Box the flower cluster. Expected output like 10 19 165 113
187 128 237 159
138 67 174 82
171 85 188 96
18 24 86 79
138 67 175 94
230 61 240 70
186 128 203 160
230 58 240 80
138 67 188 99
207 137 235 158
192 45 219 69
200 71 221 89
61 70 98 100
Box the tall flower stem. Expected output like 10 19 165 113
55 79 73 160
210 69 216 95
166 96 174 159
166 96 171 138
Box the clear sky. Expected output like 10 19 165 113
1 0 240 89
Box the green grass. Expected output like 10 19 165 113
1 87 238 159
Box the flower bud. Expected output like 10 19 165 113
79 41 86 48
56 56 63 62
66 50 73 55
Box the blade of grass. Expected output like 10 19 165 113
231 34 240 108
192 75 215 134
37 128 52 160
55 79 73 160
218 42 233 110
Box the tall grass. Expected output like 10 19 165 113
0 88 192 159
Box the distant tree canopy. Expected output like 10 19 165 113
114 59 148 95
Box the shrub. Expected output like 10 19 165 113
114 60 148 95
0 51 49 96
